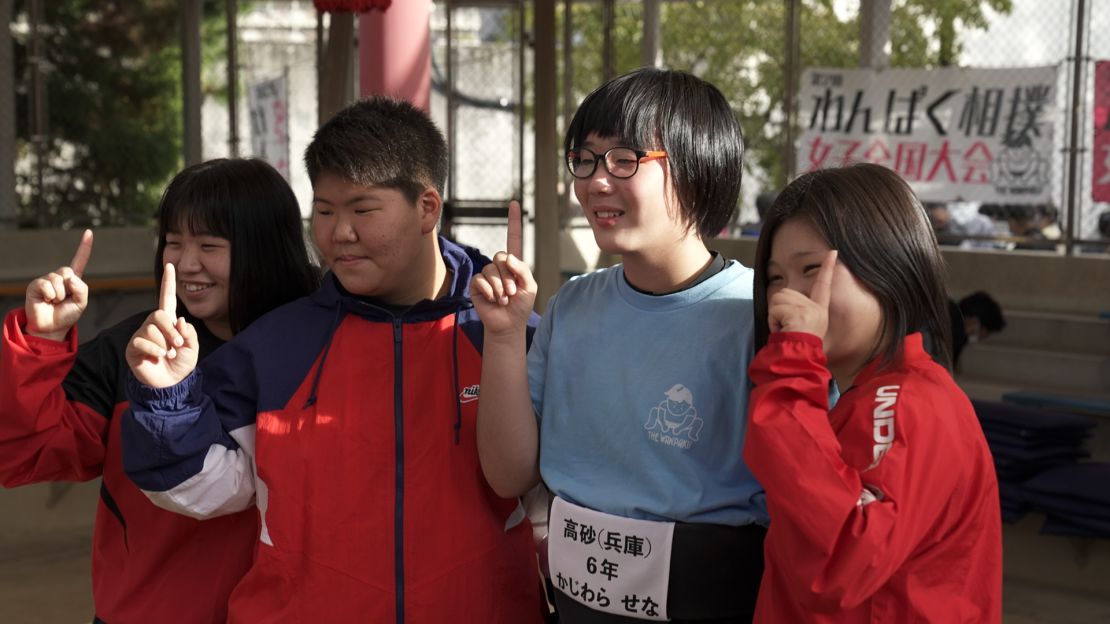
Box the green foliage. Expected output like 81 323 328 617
900 0 1013 67
13 0 227 227
555 0 1012 195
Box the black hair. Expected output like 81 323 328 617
753 163 953 371
564 67 743 239
755 192 778 221
304 97 449 203
154 158 320 335
1005 203 1037 222
978 203 1004 219
959 291 1006 333
1100 210 1110 238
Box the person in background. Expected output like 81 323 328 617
1006 204 1055 251
925 201 997 249
441 199 457 243
950 291 1007 369
1082 210 1110 254
739 191 779 238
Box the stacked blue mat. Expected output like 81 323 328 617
1021 463 1110 538
972 400 1108 538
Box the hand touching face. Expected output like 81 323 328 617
766 218 883 379
767 248 837 338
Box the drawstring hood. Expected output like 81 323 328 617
438 237 486 446
302 302 344 408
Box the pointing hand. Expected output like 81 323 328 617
470 200 537 338
25 230 94 341
125 264 200 388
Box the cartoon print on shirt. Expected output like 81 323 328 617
644 384 703 449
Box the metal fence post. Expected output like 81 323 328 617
0 0 16 228
182 0 203 166
1064 0 1090 255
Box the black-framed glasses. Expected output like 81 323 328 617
565 147 668 179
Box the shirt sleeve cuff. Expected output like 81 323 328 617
127 370 203 411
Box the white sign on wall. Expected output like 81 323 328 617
248 75 291 180
797 65 1058 203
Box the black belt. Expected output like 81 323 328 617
668 521 765 620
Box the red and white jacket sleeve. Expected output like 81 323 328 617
0 309 108 485
744 332 956 612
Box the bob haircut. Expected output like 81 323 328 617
304 96 449 204
154 158 319 335
564 67 743 239
753 163 953 371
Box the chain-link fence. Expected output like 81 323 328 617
431 2 525 260
219 2 321 220
6 0 1110 257
1077 0 1110 253
547 0 1109 256
5 1 323 227
790 1 1075 252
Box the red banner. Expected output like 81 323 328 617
1092 61 1110 202
314 0 391 13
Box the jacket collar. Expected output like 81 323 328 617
851 332 931 387
309 236 491 321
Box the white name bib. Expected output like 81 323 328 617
548 496 675 621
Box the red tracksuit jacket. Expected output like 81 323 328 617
0 308 256 623
745 332 1002 623
122 240 546 623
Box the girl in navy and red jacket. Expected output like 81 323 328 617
744 163 1002 623
0 159 318 623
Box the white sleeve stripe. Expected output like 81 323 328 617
142 424 257 519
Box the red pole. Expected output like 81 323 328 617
359 0 431 111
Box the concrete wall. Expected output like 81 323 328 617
943 248 1110 315
710 238 1110 316
0 226 160 358
1 229 1107 539
2 226 1107 320
0 226 155 282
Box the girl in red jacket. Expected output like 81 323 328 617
0 159 318 623
744 163 1002 623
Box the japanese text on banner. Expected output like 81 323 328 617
797 66 1058 203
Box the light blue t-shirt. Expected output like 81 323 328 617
528 261 768 526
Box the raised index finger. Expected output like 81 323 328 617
70 229 94 277
160 263 177 315
506 200 523 259
809 249 838 309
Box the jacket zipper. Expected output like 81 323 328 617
393 317 405 624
